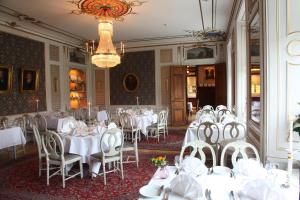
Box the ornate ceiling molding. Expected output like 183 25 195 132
70 0 145 21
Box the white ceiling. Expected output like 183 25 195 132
1 0 234 42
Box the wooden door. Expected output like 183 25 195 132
171 66 187 126
215 63 227 106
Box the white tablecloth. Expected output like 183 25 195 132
133 113 158 135
0 127 26 149
60 125 121 174
45 115 75 133
183 120 245 146
139 166 299 200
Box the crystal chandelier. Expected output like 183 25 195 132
70 0 145 68
88 19 124 68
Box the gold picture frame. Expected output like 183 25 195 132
21 68 39 92
0 65 13 94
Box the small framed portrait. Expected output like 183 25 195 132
123 73 139 92
0 65 13 93
21 68 39 92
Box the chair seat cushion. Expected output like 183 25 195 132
49 153 81 164
90 152 121 162
64 153 82 164
122 142 134 151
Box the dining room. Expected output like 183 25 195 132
0 0 300 199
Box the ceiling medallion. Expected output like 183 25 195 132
70 0 145 21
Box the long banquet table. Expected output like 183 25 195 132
0 126 26 159
139 166 299 200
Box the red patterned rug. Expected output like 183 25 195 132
139 129 185 151
0 152 177 200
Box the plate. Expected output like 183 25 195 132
213 166 231 175
139 184 162 198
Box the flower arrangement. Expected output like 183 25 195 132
151 156 167 168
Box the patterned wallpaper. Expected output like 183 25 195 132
0 31 46 116
110 50 155 105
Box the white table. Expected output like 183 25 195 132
60 125 121 175
183 120 245 146
139 166 299 200
133 113 158 135
0 126 26 159
45 116 75 133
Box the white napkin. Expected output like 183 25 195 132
239 179 283 200
221 115 236 125
198 114 215 123
97 110 108 122
108 122 117 129
180 157 207 176
234 159 267 178
169 174 203 200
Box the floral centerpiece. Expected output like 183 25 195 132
151 156 168 179
151 156 167 167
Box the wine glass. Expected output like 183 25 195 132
174 155 180 175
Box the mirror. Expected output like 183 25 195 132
123 73 139 92
249 12 261 124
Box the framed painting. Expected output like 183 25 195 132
183 45 216 65
123 73 139 92
0 65 13 93
69 48 86 65
21 68 39 92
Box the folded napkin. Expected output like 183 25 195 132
198 114 215 123
97 110 108 122
239 179 283 200
180 157 207 176
221 115 236 125
108 122 117 129
169 174 203 200
234 159 267 178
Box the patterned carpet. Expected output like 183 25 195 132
138 129 185 151
0 130 184 200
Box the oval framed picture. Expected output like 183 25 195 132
123 73 139 92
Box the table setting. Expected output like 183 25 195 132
139 157 299 200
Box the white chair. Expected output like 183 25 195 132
23 114 35 140
147 110 167 142
119 112 141 142
197 122 220 164
215 105 227 112
165 109 169 135
179 140 216 167
198 109 215 118
34 114 48 134
12 117 26 133
41 130 83 188
197 113 216 123
220 140 260 167
202 105 214 111
122 125 139 167
219 114 236 124
217 109 231 122
32 125 46 177
90 128 124 185
0 117 8 128
222 122 246 141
